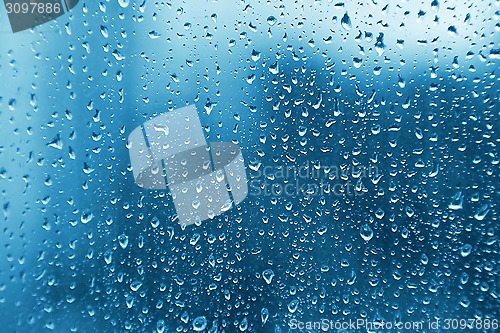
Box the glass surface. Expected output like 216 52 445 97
0 1 498 332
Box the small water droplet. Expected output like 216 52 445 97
287 299 299 313
360 224 374 242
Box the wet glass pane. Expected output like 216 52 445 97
0 1 498 332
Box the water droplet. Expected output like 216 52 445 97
341 12 352 30
193 316 207 331
269 62 279 74
431 0 439 11
448 26 458 36
156 320 166 333
251 49 261 62
47 134 63 150
262 269 274 284
151 216 160 228
192 200 201 209
360 224 374 242
118 0 129 8
149 30 161 39
375 208 385 219
80 211 93 224
239 317 248 331
261 308 269 324
287 299 299 313
100 25 108 38
460 244 472 257
474 204 490 221
448 191 464 210
190 233 200 246
153 124 169 135
103 250 112 265
375 33 386 56
267 16 277 26
118 234 129 249
130 280 142 292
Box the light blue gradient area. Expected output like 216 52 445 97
0 0 498 332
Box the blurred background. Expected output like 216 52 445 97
0 0 498 332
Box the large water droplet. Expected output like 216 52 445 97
267 16 277 26
448 191 464 210
375 208 385 219
341 12 352 30
118 234 129 249
474 204 490 221
239 317 248 331
118 0 129 8
130 280 142 292
156 320 166 333
262 269 275 284
261 308 269 324
460 244 472 257
151 216 160 228
193 316 207 331
103 250 112 265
